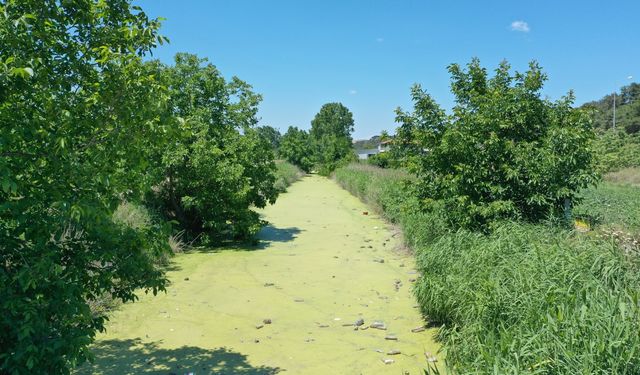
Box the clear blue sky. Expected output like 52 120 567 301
134 0 639 139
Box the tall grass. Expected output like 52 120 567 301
334 163 640 374
274 160 305 192
574 182 640 236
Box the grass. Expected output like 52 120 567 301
574 182 640 236
334 162 640 374
274 160 305 192
605 167 640 186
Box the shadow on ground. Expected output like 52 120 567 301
255 226 302 248
76 338 283 375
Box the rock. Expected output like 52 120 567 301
342 323 355 327
255 324 264 329
409 278 416 283
263 318 272 324
370 321 387 330
375 349 383 353
373 259 384 263
359 326 369 331
294 298 305 302
381 358 395 365
411 326 426 333
355 318 365 326
387 349 401 355
385 335 398 341
368 245 373 249
183 277 189 281
254 338 260 343
264 282 274 287
318 324 329 328
362 211 369 215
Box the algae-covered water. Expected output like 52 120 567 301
77 175 440 374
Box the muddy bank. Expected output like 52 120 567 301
76 175 440 374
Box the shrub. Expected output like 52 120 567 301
150 54 279 242
394 59 598 229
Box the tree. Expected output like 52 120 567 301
0 0 169 372
279 126 314 173
256 125 282 153
395 59 598 229
309 103 355 174
151 53 278 241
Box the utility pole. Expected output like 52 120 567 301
613 91 616 129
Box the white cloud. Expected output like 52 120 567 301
349 89 358 95
376 37 384 43
628 75 634 80
510 20 530 33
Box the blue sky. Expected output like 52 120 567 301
134 0 639 139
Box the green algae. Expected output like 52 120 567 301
76 175 440 374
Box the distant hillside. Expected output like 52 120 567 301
581 82 640 134
353 135 381 150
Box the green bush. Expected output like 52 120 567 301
149 54 279 242
335 163 640 374
394 59 598 229
593 130 640 173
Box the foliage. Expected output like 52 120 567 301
592 129 640 173
279 126 314 172
0 0 170 372
256 125 282 153
582 82 640 134
274 160 304 192
366 151 393 168
310 102 355 175
335 163 640 374
395 59 598 229
149 53 279 241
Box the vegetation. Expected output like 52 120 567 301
394 59 597 229
279 126 314 173
335 163 640 374
0 1 283 373
256 125 282 153
592 130 640 173
574 182 640 236
274 161 305 192
310 102 355 175
148 53 279 241
582 82 640 134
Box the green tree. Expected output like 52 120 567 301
256 125 282 153
0 0 169 372
279 126 313 173
310 102 355 174
395 59 598 229
151 53 278 241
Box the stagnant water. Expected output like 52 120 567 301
77 175 440 374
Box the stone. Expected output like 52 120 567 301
370 321 387 330
263 318 272 324
387 349 401 355
264 282 274 287
382 358 395 365
184 277 189 281
411 326 426 333
355 318 365 326
255 324 264 329
385 335 398 341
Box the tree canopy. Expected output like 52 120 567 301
394 59 598 228
309 102 355 174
